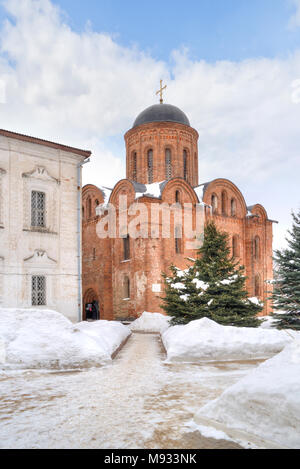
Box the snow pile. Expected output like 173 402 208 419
260 315 278 329
130 312 171 334
195 339 300 448
162 317 298 362
0 309 130 370
75 320 130 356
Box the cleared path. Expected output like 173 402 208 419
0 333 258 449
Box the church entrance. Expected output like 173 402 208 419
83 289 100 321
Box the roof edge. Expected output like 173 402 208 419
0 129 92 158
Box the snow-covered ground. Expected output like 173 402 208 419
0 333 259 449
162 317 298 362
195 339 300 449
1 309 298 448
0 309 130 370
130 312 171 334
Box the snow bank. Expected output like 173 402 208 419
0 309 130 370
75 320 130 356
130 312 171 334
259 315 278 329
195 339 300 448
162 317 298 362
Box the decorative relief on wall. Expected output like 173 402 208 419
23 249 57 266
22 166 60 185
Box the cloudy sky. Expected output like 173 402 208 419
0 0 300 250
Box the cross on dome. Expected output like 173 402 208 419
156 79 167 104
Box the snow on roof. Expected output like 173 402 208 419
194 185 205 203
95 186 113 215
134 181 167 200
100 186 113 204
193 182 213 206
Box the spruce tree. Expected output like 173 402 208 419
271 210 300 330
161 221 262 327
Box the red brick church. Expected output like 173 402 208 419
82 90 274 321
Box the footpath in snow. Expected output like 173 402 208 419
1 310 299 448
0 332 253 449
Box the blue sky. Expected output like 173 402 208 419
0 0 300 250
50 0 300 62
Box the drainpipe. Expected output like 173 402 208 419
77 158 90 322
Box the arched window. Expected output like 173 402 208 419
183 150 188 181
175 225 182 254
254 236 260 260
231 198 237 217
87 198 92 218
221 191 228 216
165 148 172 180
123 235 130 261
124 276 130 299
232 235 239 258
175 190 180 203
132 152 137 181
82 206 85 220
147 149 153 184
255 275 261 298
211 194 218 214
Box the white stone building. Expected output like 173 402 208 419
0 129 91 322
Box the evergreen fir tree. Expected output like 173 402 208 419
271 210 300 330
161 221 262 327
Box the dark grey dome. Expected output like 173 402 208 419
133 103 190 128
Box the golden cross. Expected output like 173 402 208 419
156 79 167 104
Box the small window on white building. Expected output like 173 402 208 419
32 276 46 306
31 191 46 227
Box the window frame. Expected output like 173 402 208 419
31 190 46 228
211 194 218 214
254 236 260 260
32 275 46 306
183 149 188 181
123 235 130 261
123 275 130 299
165 148 172 180
147 149 153 184
132 151 137 181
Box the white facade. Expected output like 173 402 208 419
0 131 90 322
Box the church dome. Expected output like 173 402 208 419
133 103 190 128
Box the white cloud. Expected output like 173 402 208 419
0 0 299 250
289 0 300 29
